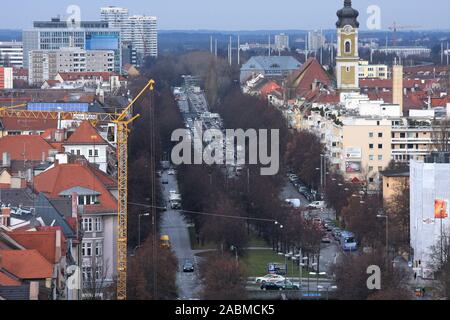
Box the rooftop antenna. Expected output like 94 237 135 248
447 42 449 65
215 39 218 57
210 36 213 54
320 28 323 65
268 35 271 57
228 36 232 66
441 42 444 65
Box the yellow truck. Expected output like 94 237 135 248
160 235 171 249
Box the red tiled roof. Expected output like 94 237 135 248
42 80 60 87
0 271 21 286
0 117 57 132
0 135 55 161
260 81 282 97
33 163 117 214
0 249 53 279
288 58 333 97
359 78 433 91
65 121 107 145
8 228 65 264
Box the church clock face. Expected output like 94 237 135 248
342 25 353 34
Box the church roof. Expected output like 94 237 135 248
336 0 360 28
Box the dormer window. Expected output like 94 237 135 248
78 195 100 205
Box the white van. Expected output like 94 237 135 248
307 201 327 209
285 199 301 208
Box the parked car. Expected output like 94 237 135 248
308 201 327 210
168 169 176 175
183 260 195 273
332 228 342 241
162 178 169 185
255 274 286 284
288 174 299 183
322 235 332 243
325 223 335 232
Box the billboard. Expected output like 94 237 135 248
434 199 449 219
346 161 362 173
345 147 362 159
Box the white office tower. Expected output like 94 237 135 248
100 6 129 28
122 15 158 59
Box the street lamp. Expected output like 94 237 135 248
377 213 389 268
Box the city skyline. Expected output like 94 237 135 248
0 0 449 31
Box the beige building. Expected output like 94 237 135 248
28 47 115 86
358 60 389 79
342 118 392 186
380 169 409 203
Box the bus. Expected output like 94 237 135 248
340 231 358 252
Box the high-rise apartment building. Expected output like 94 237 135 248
100 6 129 29
0 41 23 68
23 18 121 73
100 7 158 64
121 15 158 60
28 47 115 86
274 33 290 51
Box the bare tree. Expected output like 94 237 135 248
82 257 111 300
429 231 450 299
432 119 450 153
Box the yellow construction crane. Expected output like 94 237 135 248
0 80 156 301
114 79 155 301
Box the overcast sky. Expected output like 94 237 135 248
1 0 449 30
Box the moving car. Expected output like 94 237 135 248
255 274 286 284
261 280 299 291
183 260 195 273
340 231 358 251
285 198 301 208
308 201 327 210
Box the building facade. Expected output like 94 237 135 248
22 18 121 73
0 41 23 68
0 67 13 89
100 6 129 29
358 60 388 79
28 48 115 86
335 0 360 92
274 33 290 52
121 15 158 59
410 153 450 278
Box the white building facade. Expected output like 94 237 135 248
410 154 450 278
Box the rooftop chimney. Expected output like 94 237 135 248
392 63 404 115
1 207 11 227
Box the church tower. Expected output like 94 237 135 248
336 0 360 92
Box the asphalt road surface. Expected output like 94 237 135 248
160 170 202 300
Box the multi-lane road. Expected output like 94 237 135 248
159 170 202 300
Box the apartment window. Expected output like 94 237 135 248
378 155 383 161
377 121 380 126
82 267 92 282
369 166 374 172
369 144 374 149
95 242 103 257
82 242 92 257
89 149 93 157
82 218 93 232
95 268 102 281
369 132 374 138
77 150 81 156
378 144 383 149
378 166 383 172
95 149 99 157
378 133 383 138
369 178 374 183
95 217 102 232
369 155 374 161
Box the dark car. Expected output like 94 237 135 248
183 260 194 273
261 280 299 291
162 178 169 185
